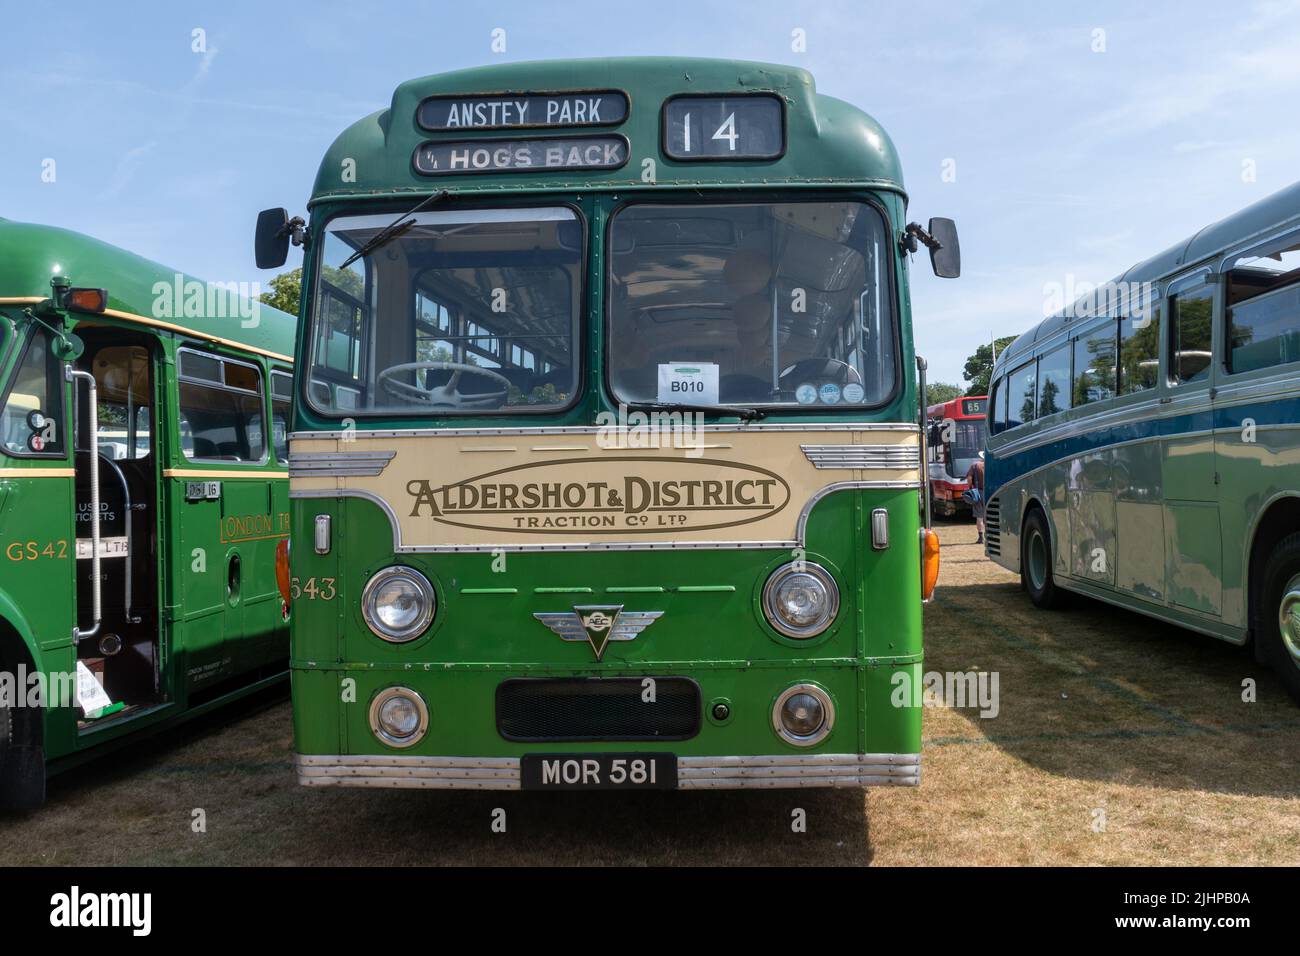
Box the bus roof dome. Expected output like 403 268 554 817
995 179 1300 372
310 57 905 205
0 218 296 361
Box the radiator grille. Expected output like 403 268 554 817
801 443 920 470
984 495 1002 557
496 677 701 742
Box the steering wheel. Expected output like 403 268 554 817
379 361 512 408
778 358 862 388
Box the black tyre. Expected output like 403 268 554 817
0 685 45 810
1259 532 1300 704
1020 507 1068 609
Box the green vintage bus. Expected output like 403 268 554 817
984 180 1300 702
0 219 296 808
262 58 957 791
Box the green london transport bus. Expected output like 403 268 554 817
0 219 296 808
259 58 959 792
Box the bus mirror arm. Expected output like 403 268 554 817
67 366 102 643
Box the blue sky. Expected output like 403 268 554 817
4 0 1300 386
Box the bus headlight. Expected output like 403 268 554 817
362 566 436 642
762 562 839 638
773 683 834 746
369 687 429 748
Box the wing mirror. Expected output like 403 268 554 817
255 207 306 269
926 217 961 278
903 219 961 278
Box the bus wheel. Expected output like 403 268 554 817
1021 507 1067 609
0 695 45 810
1261 533 1300 703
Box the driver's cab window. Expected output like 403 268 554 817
607 201 896 408
1 328 65 457
308 207 581 415
311 236 365 412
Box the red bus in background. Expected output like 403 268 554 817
926 395 989 518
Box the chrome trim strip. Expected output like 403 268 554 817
296 753 919 790
990 397 1207 460
1214 376 1300 405
801 443 920 470
290 423 920 441
288 450 396 478
793 480 918 543
989 378 1300 463
289 479 920 553
986 420 1298 507
300 754 519 768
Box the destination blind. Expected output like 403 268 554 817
413 136 628 175
417 91 629 130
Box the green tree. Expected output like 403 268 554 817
962 336 1018 396
259 268 302 316
925 381 962 406
1040 377 1061 416
1119 316 1162 393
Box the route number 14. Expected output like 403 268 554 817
682 111 738 153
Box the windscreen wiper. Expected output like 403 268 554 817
339 189 449 270
624 401 766 422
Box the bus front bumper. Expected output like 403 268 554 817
296 752 920 790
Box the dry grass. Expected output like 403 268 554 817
3 524 1298 865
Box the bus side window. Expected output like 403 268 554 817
1073 323 1117 406
990 378 1006 435
1225 237 1300 374
1037 344 1072 417
177 348 267 463
1169 288 1214 384
1006 361 1036 429
1119 311 1159 394
270 370 292 465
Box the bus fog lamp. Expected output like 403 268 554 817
772 683 834 746
369 687 429 748
379 696 421 738
781 693 824 736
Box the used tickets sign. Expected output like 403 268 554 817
413 136 628 175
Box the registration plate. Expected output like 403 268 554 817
521 753 676 790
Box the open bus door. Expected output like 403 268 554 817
69 330 167 727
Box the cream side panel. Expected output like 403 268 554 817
289 428 920 550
